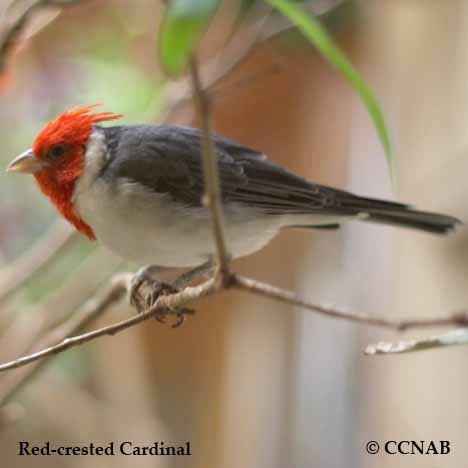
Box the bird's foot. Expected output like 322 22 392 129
145 282 195 328
129 266 159 313
129 267 194 327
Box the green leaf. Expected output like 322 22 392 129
266 0 394 180
159 0 220 76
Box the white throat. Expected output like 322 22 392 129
72 128 108 208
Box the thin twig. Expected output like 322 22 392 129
0 275 218 374
230 275 468 331
0 221 77 305
1 272 467 374
365 329 468 355
189 59 230 274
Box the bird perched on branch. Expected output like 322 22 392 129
7 104 461 314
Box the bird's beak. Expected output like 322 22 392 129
6 150 45 174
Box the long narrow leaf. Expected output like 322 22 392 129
267 0 394 179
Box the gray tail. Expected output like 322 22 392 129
355 197 461 234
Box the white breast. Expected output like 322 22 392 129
72 130 285 267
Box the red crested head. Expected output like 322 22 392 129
22 104 122 239
32 103 122 162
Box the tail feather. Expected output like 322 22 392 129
364 207 461 234
329 194 461 234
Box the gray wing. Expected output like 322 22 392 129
98 125 416 215
102 125 247 207
100 124 367 216
99 125 461 233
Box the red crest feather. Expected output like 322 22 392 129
33 103 122 157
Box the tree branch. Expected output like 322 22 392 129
0 275 218 375
188 59 231 274
231 275 468 331
1 271 468 375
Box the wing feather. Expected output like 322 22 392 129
100 125 405 217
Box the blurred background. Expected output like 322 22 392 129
1 0 468 467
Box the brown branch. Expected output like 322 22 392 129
0 221 77 306
1 271 467 376
188 59 231 274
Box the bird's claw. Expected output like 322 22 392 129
146 281 195 328
170 307 195 328
129 270 194 327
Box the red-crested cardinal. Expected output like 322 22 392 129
7 105 461 312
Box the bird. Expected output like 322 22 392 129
7 104 461 314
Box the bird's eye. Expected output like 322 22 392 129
47 144 66 160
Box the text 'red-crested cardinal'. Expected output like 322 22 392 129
7 105 461 309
